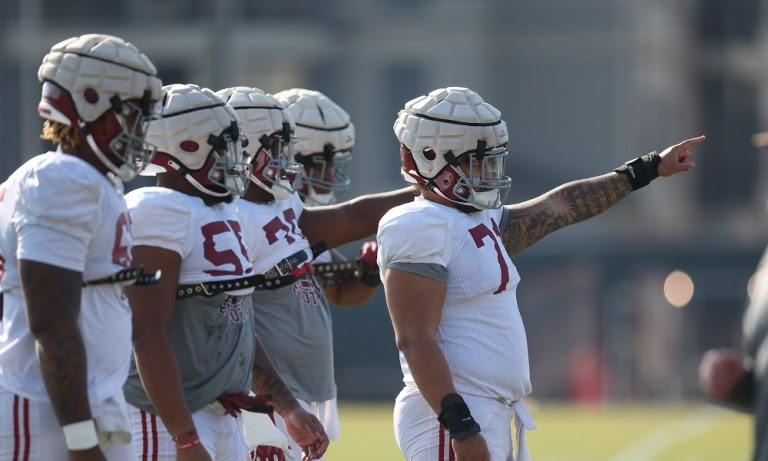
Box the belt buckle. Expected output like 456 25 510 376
274 259 291 277
197 283 213 297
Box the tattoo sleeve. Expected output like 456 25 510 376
502 172 632 256
250 336 299 414
19 260 92 425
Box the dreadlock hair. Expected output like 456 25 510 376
40 119 80 152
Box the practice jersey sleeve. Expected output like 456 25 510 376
13 163 103 272
126 188 191 257
377 205 451 282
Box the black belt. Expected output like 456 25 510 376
175 271 297 300
82 267 161 287
261 249 310 279
312 261 358 279
176 243 327 300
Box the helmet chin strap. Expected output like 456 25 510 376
249 173 292 201
81 122 137 181
166 159 230 198
428 164 500 210
468 189 500 209
270 179 293 201
305 188 334 206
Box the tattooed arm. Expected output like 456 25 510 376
501 135 704 256
250 336 300 413
20 260 107 459
251 337 329 460
21 261 92 423
502 173 631 255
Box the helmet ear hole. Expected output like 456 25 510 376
180 140 199 153
84 88 99 104
423 148 437 161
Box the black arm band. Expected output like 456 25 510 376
436 393 481 440
614 151 661 191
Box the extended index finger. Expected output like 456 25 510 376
677 135 707 149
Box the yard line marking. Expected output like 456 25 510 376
606 406 726 461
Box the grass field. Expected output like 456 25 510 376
327 401 752 461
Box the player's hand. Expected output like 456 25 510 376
176 442 213 461
657 135 705 177
356 240 380 287
253 444 287 461
699 348 745 401
451 433 490 461
281 406 329 460
68 447 107 461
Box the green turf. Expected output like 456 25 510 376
328 401 752 461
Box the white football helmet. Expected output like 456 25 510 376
394 87 511 210
273 88 354 206
37 34 163 181
217 87 303 201
142 84 251 198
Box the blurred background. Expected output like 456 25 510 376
2 0 767 413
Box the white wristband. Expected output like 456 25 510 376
62 419 99 450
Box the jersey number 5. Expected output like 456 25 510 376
468 218 509 294
202 220 250 276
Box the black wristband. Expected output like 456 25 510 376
614 151 661 190
436 393 481 440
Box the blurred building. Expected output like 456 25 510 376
1 0 767 401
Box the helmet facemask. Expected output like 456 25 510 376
250 122 304 200
414 140 511 210
95 92 161 181
295 144 352 206
204 122 252 197
448 143 511 209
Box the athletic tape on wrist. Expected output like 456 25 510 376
62 419 99 451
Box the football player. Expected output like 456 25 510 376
219 86 412 460
123 84 326 460
378 87 704 461
0 34 162 460
274 89 381 306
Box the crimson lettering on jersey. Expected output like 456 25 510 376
112 212 132 267
468 217 510 294
226 220 250 265
201 220 251 276
263 209 303 245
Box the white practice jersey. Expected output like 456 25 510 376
0 152 134 404
237 193 335 402
126 187 254 288
236 194 312 274
378 196 531 402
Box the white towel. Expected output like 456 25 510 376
241 411 292 454
512 399 536 461
93 390 132 446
